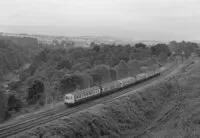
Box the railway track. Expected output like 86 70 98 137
0 63 177 138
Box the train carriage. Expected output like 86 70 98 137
64 67 162 106
155 68 161 75
64 86 101 105
119 77 136 87
136 73 146 82
160 67 165 72
101 80 122 94
146 71 155 78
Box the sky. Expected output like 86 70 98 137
0 0 200 41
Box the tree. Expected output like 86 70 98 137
71 73 93 89
56 59 71 70
158 51 168 64
27 80 44 105
110 69 117 81
114 60 129 79
106 56 120 67
118 51 129 62
7 95 22 112
59 75 76 94
19 69 31 81
90 42 97 48
87 65 111 83
88 73 102 86
34 49 48 63
135 43 146 49
128 59 142 75
0 89 8 122
72 62 92 72
196 48 200 57
93 45 101 53
151 43 171 56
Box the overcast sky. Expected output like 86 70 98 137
0 0 200 40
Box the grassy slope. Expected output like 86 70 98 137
143 59 200 138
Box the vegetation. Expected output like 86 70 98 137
7 95 22 112
0 36 41 77
0 89 8 122
14 76 180 138
1 36 199 122
168 41 198 57
27 80 45 105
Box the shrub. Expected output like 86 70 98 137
0 89 8 122
27 80 44 105
128 59 142 75
56 59 71 70
59 74 76 94
72 62 92 72
87 65 111 84
110 68 117 81
114 60 129 79
7 95 22 112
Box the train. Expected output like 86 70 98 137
64 67 164 106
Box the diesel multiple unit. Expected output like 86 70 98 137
64 68 163 106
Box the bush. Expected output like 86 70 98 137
128 60 142 75
27 80 44 105
88 73 102 86
72 62 92 72
110 68 117 81
0 89 8 122
59 74 76 94
7 95 22 112
87 65 111 84
56 59 71 70
71 73 93 89
151 43 171 56
135 43 146 49
158 51 168 64
114 60 129 79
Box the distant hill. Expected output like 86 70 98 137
0 32 171 48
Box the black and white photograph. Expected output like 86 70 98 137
0 0 200 137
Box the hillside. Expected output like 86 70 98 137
141 57 200 137
0 36 198 125
0 36 41 79
11 49 198 138
0 40 168 123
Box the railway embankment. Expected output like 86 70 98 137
12 58 197 138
